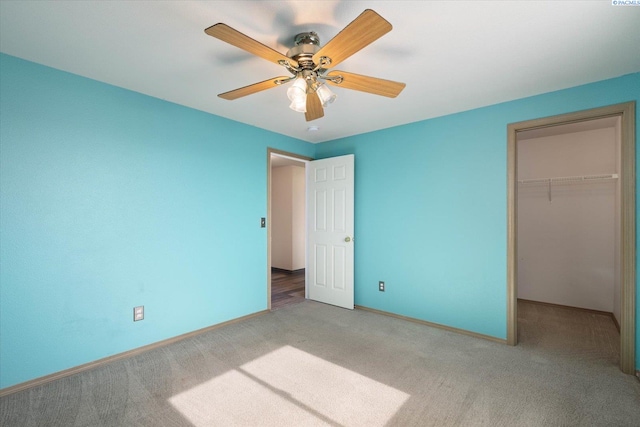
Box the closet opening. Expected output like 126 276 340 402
507 102 636 375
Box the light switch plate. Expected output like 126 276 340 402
134 306 144 321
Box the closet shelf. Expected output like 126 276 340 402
518 173 618 185
518 173 618 203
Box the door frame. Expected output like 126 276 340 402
506 101 636 374
267 148 313 310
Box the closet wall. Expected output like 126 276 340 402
517 118 620 319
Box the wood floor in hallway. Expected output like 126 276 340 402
271 268 305 310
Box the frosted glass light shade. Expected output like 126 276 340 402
287 77 307 112
317 84 337 107
289 98 307 113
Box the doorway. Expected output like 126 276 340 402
507 102 636 374
267 149 312 310
267 149 356 311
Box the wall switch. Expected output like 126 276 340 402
260 217 266 228
379 281 385 292
134 306 144 321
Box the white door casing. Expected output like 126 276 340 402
306 155 354 309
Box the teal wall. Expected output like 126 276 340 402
1 52 638 389
316 73 640 362
0 54 314 388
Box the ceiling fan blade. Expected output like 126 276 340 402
205 23 297 67
218 76 291 100
325 71 405 98
305 90 324 122
312 9 391 68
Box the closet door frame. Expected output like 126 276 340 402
507 101 636 375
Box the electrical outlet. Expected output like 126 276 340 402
379 281 385 292
134 306 144 321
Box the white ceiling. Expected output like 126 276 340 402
1 1 639 143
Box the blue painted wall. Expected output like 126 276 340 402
316 73 640 362
0 54 314 388
1 52 638 389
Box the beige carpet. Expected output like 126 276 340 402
1 300 639 426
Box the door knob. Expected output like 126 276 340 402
344 236 351 242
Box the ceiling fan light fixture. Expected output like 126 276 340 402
287 76 307 112
316 84 337 107
289 98 307 113
206 9 405 121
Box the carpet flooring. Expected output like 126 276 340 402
1 300 639 426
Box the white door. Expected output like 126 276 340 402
306 154 354 309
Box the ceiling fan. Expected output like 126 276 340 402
204 9 406 122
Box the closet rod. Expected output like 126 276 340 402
517 173 618 185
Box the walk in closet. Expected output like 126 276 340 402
516 116 621 324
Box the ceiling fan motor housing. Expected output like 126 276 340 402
287 32 321 70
